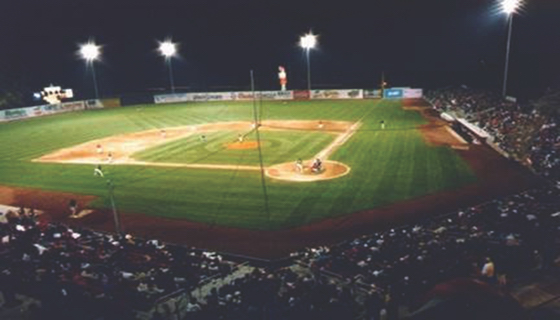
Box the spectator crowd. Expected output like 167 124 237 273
426 86 560 184
0 208 234 319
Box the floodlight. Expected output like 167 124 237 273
158 39 178 93
78 41 101 99
299 32 318 91
300 33 317 50
80 42 100 61
502 0 521 15
159 41 177 58
501 0 521 97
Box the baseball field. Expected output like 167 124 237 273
0 99 538 257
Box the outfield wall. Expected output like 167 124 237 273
0 88 424 121
154 88 422 104
0 99 105 122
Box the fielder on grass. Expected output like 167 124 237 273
94 165 104 177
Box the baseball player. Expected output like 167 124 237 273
94 165 104 177
96 144 103 155
318 120 324 129
380 120 385 130
200 135 207 142
160 129 167 138
107 152 113 163
238 134 244 143
311 158 323 173
295 158 304 173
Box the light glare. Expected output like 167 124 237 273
300 33 317 49
159 41 177 58
502 0 521 14
80 43 100 61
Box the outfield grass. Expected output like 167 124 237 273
133 130 336 166
0 100 477 230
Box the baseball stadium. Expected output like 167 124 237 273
2 0 560 319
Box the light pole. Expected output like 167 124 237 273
79 42 101 99
107 179 121 234
159 40 177 93
300 32 317 91
501 0 521 97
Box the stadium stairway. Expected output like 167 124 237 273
511 272 560 320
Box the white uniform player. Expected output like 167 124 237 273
295 159 304 173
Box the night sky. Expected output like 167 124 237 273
1 0 559 102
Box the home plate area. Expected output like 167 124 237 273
266 160 350 182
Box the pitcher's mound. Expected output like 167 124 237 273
226 141 259 150
266 160 350 182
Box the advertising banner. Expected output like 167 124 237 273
235 92 256 100
31 105 44 117
154 93 190 104
187 92 237 102
101 98 121 108
3 107 30 121
403 88 423 99
259 91 293 100
60 101 86 111
383 88 404 99
363 89 382 99
235 91 293 101
293 90 310 100
0 101 87 122
41 104 64 115
311 89 363 100
85 99 104 109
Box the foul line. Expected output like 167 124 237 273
123 161 261 171
314 122 361 160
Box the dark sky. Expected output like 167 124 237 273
1 0 559 101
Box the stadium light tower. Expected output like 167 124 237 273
158 40 177 93
79 41 101 99
300 32 317 91
501 0 521 97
